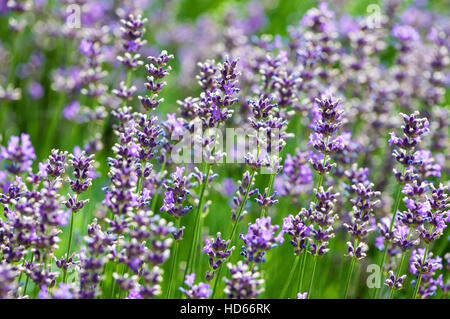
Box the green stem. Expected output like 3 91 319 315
184 121 221 282
211 263 223 299
117 264 127 299
17 257 25 287
298 250 308 293
307 255 318 299
373 175 405 299
180 141 217 298
313 150 328 201
194 208 207 274
151 162 166 213
125 71 132 92
412 243 429 299
184 163 211 279
211 168 258 299
229 170 257 245
344 238 360 299
109 262 117 299
344 258 356 299
261 173 275 217
316 174 325 191
22 254 34 297
62 210 76 283
281 255 300 298
304 149 328 299
166 220 180 298
389 226 412 299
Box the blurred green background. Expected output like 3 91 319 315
0 0 448 299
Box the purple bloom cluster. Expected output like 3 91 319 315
117 14 147 70
0 264 18 299
343 169 380 260
0 0 448 301
197 57 240 130
202 232 234 281
275 150 313 198
39 283 74 299
134 113 163 163
231 170 256 223
101 77 176 298
77 219 115 299
139 50 174 111
0 143 91 295
409 248 443 298
418 184 449 244
239 217 284 263
301 186 339 256
246 95 290 174
179 273 211 299
78 28 109 99
253 188 278 210
414 150 442 181
65 151 94 213
224 261 264 299
378 110 447 293
160 167 192 219
309 97 344 175
0 134 35 174
385 270 407 290
282 213 311 256
389 111 429 184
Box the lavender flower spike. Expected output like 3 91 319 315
224 261 264 299
240 216 284 263
202 232 235 281
0 133 36 174
179 273 212 299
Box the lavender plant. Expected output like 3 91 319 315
0 0 448 301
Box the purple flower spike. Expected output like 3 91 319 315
275 151 313 197
202 232 235 281
0 133 36 174
409 248 444 299
127 290 143 299
0 264 19 299
297 292 308 299
254 188 278 209
44 149 67 178
139 50 174 111
385 270 406 290
391 24 420 52
283 213 310 256
160 166 192 218
343 171 380 260
117 14 148 70
224 261 264 299
240 216 284 263
179 273 212 299
308 97 344 175
231 170 256 223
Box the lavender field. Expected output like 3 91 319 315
0 0 448 300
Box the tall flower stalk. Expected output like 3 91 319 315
183 57 240 286
0 1 448 301
303 96 344 298
375 111 430 298
342 166 380 298
62 152 94 283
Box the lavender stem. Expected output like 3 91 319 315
412 243 429 299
